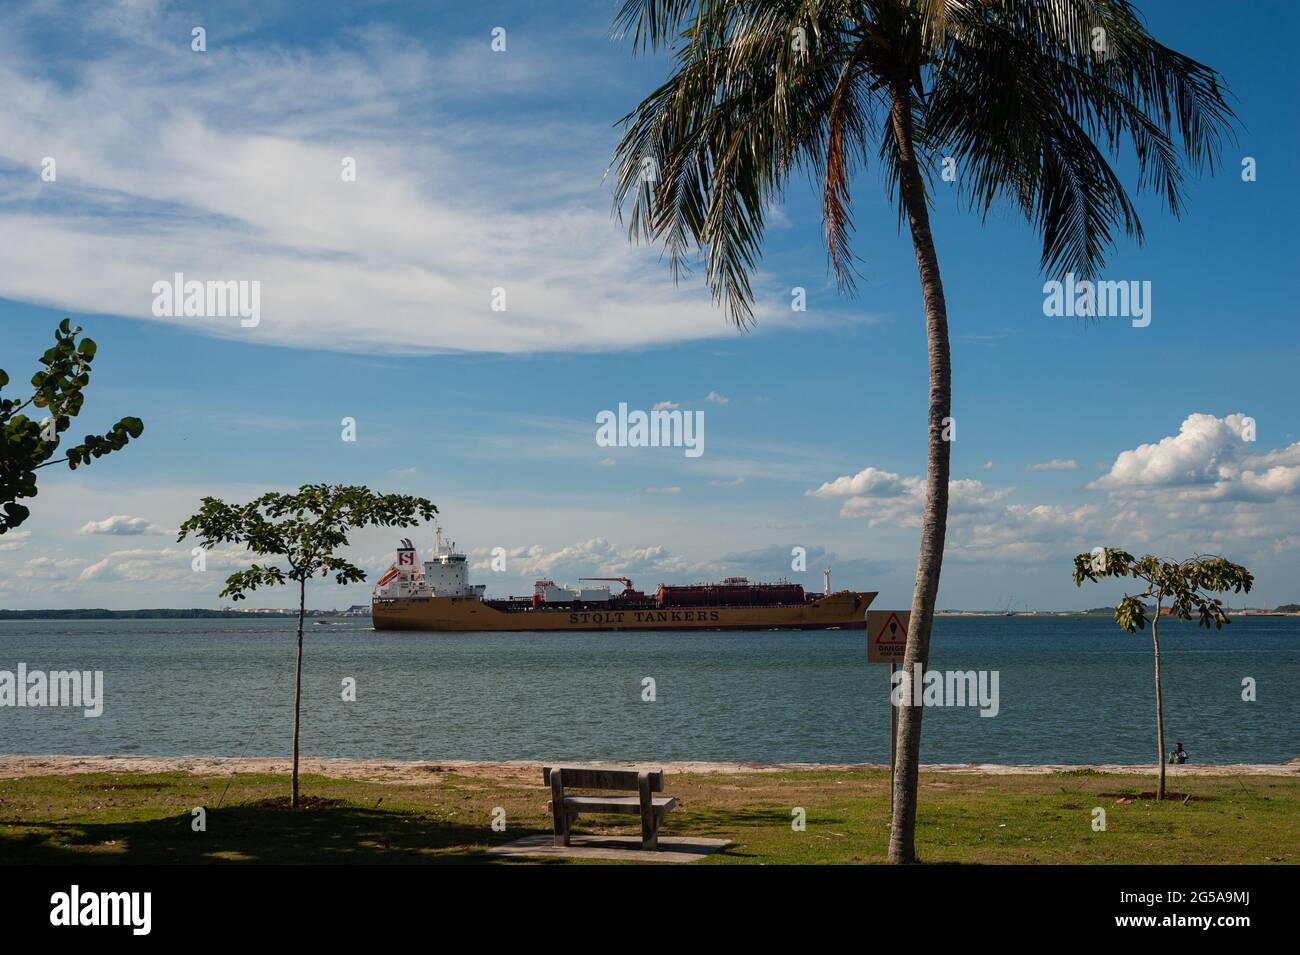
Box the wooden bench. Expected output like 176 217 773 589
544 766 677 850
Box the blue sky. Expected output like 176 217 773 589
1 0 1297 611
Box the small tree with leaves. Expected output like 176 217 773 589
1 319 143 534
179 485 436 807
1073 549 1252 799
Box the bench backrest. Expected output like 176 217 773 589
543 766 664 792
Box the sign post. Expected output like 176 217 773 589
867 610 910 816
889 662 896 814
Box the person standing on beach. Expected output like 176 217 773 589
1169 742 1189 764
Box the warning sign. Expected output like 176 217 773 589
867 610 910 663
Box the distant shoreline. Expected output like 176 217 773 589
1 608 1294 620
1 754 1296 782
0 609 352 620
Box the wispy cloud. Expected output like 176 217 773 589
1026 458 1079 472
0 5 806 355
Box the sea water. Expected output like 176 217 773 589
1 615 1295 764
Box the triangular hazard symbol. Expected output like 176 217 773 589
876 612 906 644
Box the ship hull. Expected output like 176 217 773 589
372 591 877 632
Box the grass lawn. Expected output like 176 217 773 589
1 768 1295 864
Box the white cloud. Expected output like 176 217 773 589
77 545 256 583
1092 413 1300 503
17 556 81 579
810 466 1013 527
0 530 32 552
0 13 799 356
652 401 679 411
810 414 1300 567
645 486 682 495
705 391 731 404
469 538 717 583
78 515 159 535
1026 458 1079 472
809 466 913 499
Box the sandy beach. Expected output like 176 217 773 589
1 754 1295 784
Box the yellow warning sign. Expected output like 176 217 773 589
867 610 910 663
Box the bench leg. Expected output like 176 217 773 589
550 804 569 847
641 811 659 851
550 773 569 847
638 772 658 850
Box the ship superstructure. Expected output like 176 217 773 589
373 528 486 601
372 528 876 632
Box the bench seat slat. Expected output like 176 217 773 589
549 795 677 815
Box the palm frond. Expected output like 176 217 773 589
610 0 1238 318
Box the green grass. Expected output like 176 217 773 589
1 769 1295 864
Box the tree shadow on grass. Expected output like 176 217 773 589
0 802 549 865
1 793 826 865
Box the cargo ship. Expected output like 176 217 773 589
371 528 876 632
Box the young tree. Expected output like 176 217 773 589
1073 549 1252 799
610 0 1236 862
1 319 143 534
179 485 437 807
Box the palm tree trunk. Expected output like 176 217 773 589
886 78 953 865
292 577 305 808
1152 609 1165 801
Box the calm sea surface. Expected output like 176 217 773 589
1 616 1296 764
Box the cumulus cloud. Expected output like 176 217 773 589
811 414 1300 565
809 466 1013 527
705 391 730 404
809 466 913 500
652 401 679 411
78 515 160 536
1092 413 1300 503
1026 458 1079 472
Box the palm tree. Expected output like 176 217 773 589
610 0 1235 862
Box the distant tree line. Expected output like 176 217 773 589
0 608 299 620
